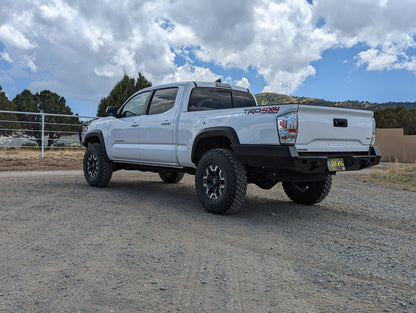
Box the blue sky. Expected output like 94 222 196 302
294 46 416 103
1 0 416 116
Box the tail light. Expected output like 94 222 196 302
277 112 298 145
370 118 376 146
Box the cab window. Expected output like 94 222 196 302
188 88 232 111
188 87 255 111
148 88 178 115
232 90 256 108
120 92 150 117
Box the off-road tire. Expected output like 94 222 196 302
83 143 113 187
159 171 185 184
282 174 332 205
195 149 247 215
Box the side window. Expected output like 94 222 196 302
148 88 178 115
120 92 150 117
188 88 232 111
232 90 256 108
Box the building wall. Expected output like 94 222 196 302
375 128 416 163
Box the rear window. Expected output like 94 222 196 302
188 88 232 111
188 87 255 111
232 90 257 108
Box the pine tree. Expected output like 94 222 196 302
97 72 152 117
13 89 80 148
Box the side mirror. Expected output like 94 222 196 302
106 106 118 117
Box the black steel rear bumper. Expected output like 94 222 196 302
231 144 381 174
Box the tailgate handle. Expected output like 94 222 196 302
333 118 348 127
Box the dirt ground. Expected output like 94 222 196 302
0 149 84 171
0 151 415 312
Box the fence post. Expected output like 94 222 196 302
41 113 45 158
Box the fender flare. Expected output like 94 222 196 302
84 131 110 159
191 127 240 164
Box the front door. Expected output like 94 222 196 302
107 91 150 161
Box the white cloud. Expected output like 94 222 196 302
357 48 397 71
164 64 220 83
23 54 37 72
163 0 335 94
39 0 76 21
395 57 416 72
235 77 251 89
0 0 415 113
0 24 35 50
1 51 12 63
93 66 117 78
313 0 416 72
262 65 317 95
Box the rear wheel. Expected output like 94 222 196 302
159 171 184 184
282 174 332 205
83 143 113 187
195 149 247 215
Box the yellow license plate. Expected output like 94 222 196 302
327 158 346 171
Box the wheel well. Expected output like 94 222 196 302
84 131 104 147
192 137 232 165
85 136 100 146
83 133 110 159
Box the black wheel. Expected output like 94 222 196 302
159 171 185 183
195 149 247 215
83 143 113 187
282 174 332 205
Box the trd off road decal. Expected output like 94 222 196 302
244 106 280 114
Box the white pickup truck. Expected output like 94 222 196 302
79 81 381 214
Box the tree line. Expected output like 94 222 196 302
374 106 416 135
255 92 416 111
0 72 152 148
0 87 79 148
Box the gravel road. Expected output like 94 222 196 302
0 170 415 313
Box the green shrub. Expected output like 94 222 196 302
21 142 38 147
53 141 71 148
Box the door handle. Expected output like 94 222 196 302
130 123 139 127
161 121 171 126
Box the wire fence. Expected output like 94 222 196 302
0 110 98 157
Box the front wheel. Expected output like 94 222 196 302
282 174 332 205
83 143 113 187
195 149 247 215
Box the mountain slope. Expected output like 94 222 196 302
255 93 416 111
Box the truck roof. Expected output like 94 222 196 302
138 81 251 93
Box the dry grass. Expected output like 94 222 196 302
0 149 84 171
364 163 416 191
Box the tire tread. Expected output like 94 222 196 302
195 148 247 215
83 143 113 187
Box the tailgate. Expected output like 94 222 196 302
296 105 374 152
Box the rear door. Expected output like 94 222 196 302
138 87 179 165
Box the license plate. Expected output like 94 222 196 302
327 158 346 171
